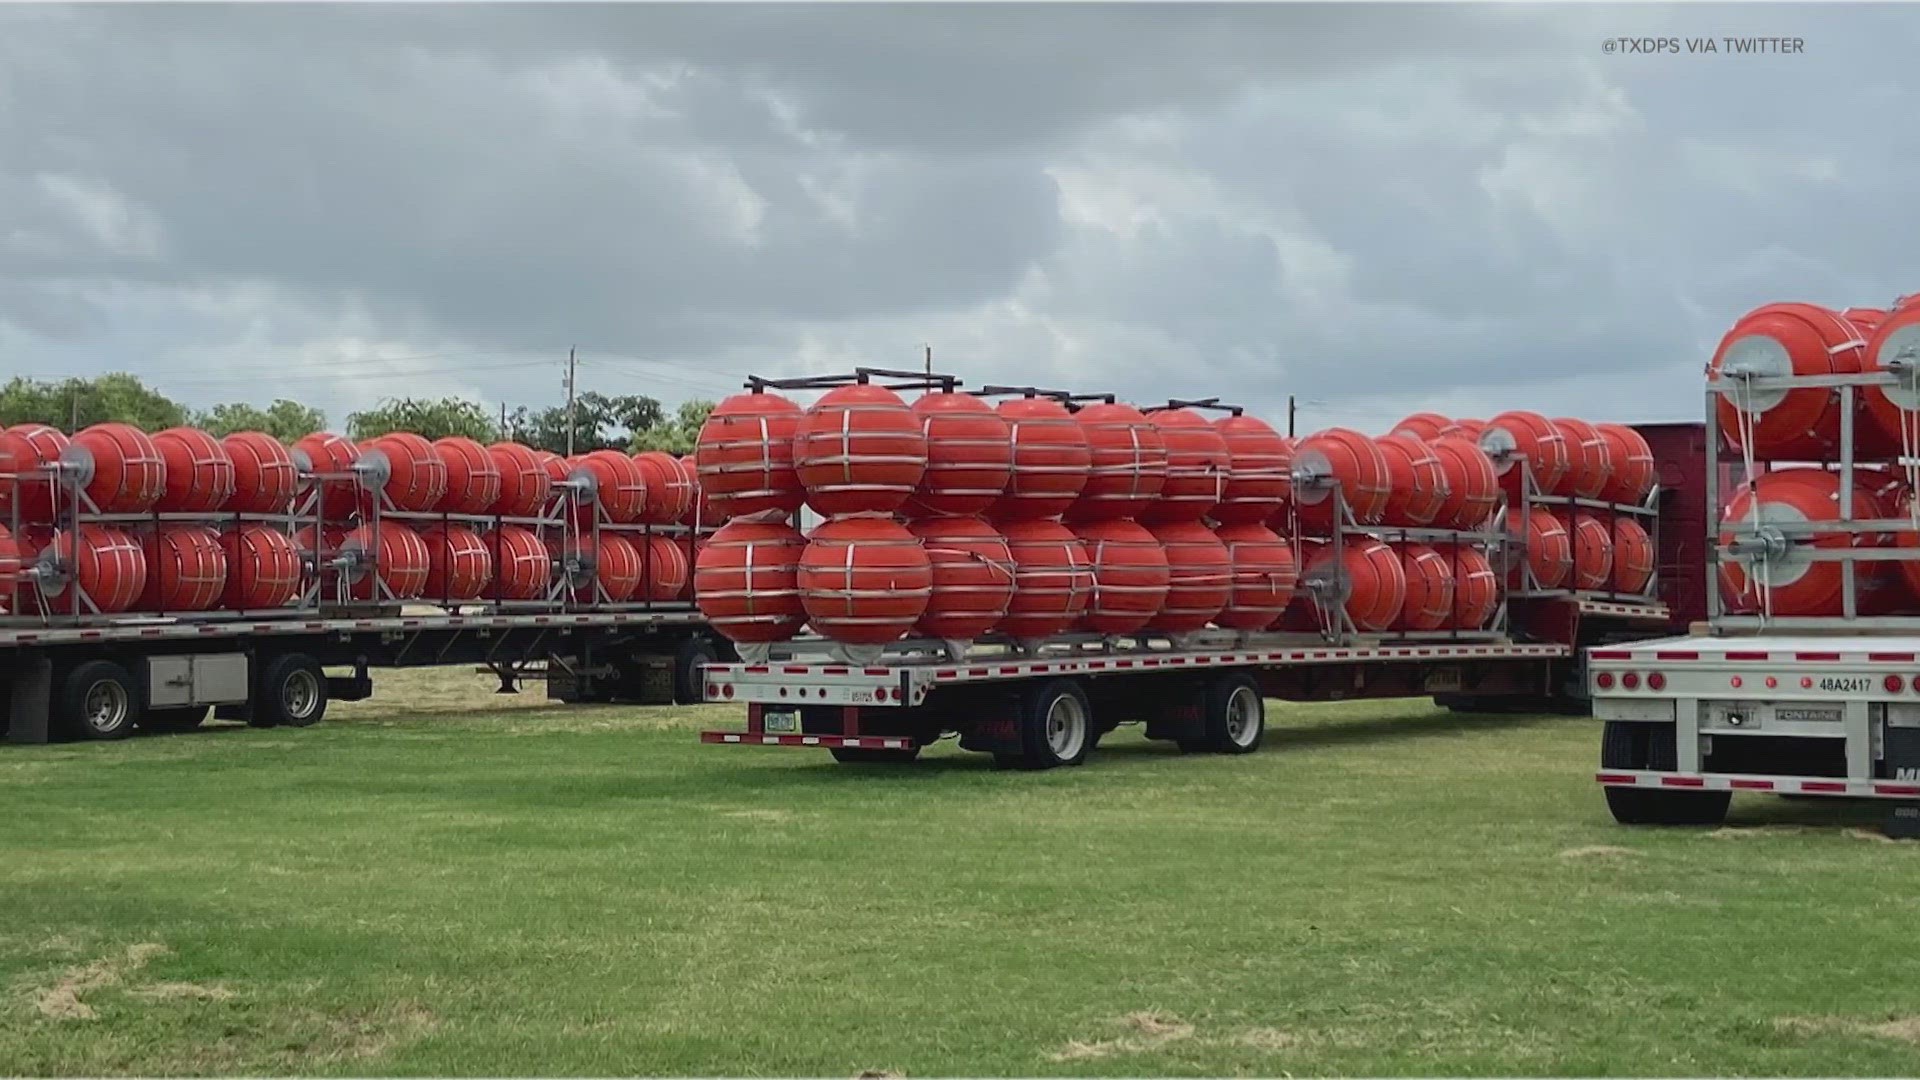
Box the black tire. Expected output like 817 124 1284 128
1008 678 1094 770
57 659 139 741
673 636 720 705
252 654 328 729
1605 786 1731 826
1199 674 1265 754
829 746 922 764
140 705 210 733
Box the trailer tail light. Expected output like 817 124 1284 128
1622 672 1640 690
1647 672 1666 691
1766 676 1778 689
1730 676 1743 689
723 684 736 699
1595 672 1614 689
1888 675 1906 693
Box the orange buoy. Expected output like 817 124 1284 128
138 525 226 611
1214 522 1297 631
421 523 492 602
486 442 553 519
1428 435 1499 530
1559 511 1615 591
568 450 647 524
223 432 298 515
1376 434 1448 527
485 525 551 601
991 395 1090 522
794 384 928 517
535 449 570 488
1211 413 1292 526
1845 306 1889 333
292 432 367 519
337 521 431 602
676 536 699 600
555 533 642 603
1393 542 1455 631
1293 538 1406 634
70 423 166 513
361 432 448 513
1505 507 1571 590
640 534 689 602
798 516 932 645
151 428 235 513
1442 418 1484 441
1071 518 1170 635
1723 468 1894 617
695 519 808 644
910 515 1017 639
697 390 806 519
1482 411 1569 498
1710 302 1872 460
46 525 147 613
676 453 717 528
1391 413 1453 442
1551 417 1614 500
1594 423 1654 506
633 451 695 525
1068 400 1167 522
1612 517 1655 595
1141 407 1228 525
996 518 1095 639
908 390 1013 518
0 425 71 522
1145 520 1231 633
433 437 501 516
1293 428 1390 531
1861 305 1920 459
1442 544 1499 629
221 525 301 609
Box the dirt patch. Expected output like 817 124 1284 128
855 1070 903 1078
1844 829 1909 845
1775 1015 1920 1044
310 1001 440 1063
31 942 168 1021
1709 826 1805 839
1558 845 1640 859
1044 1011 1195 1062
128 982 237 1003
1230 1027 1298 1050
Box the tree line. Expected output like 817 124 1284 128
0 374 715 456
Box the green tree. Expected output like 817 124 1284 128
346 397 500 443
506 392 667 455
0 373 189 432
194 400 329 442
629 399 715 456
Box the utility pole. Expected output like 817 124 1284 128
1287 393 1296 438
499 400 508 441
564 346 577 457
924 343 932 378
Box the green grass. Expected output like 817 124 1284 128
3 670 1919 1076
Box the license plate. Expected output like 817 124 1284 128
762 708 800 734
1777 707 1843 723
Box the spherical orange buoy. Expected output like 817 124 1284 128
1393 542 1455 631
1612 516 1655 596
1594 423 1654 506
1844 306 1889 333
676 453 718 528
695 519 808 643
151 428 235 513
535 450 570 487
1441 418 1485 441
1211 413 1292 526
1145 521 1231 633
1505 507 1571 590
340 521 430 602
1071 518 1169 635
1710 302 1871 461
1391 412 1453 442
221 525 301 609
1442 544 1498 629
47 525 146 614
910 514 1017 640
1428 435 1499 531
433 437 501 516
292 432 366 519
990 395 1090 522
641 534 689 602
996 518 1095 639
223 432 298 515
1551 417 1613 500
485 525 551 601
696 391 805 519
1295 538 1406 634
1482 411 1569 498
1724 468 1893 617
907 390 1012 518
797 516 932 645
1559 511 1614 591
1214 522 1297 631
633 451 695 525
569 449 647 524
486 442 553 519
1141 407 1228 524
421 523 492 602
0 425 71 522
360 432 448 514
70 423 166 513
1067 401 1167 522
1293 428 1390 531
793 384 927 517
138 525 226 611
1862 306 1920 460
1376 434 1448 527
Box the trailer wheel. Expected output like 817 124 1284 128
252 654 328 729
1197 675 1265 754
1008 678 1093 770
141 706 210 733
58 660 138 741
1604 787 1731 826
673 636 720 705
829 746 923 764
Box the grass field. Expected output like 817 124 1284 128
4 669 1920 1076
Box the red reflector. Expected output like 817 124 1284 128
874 686 888 701
1622 672 1641 689
723 684 735 699
1595 773 1636 784
1655 651 1698 661
1726 651 1769 661
1660 775 1706 787
1765 676 1778 689
1802 781 1848 793
1590 650 1631 660
1731 779 1775 790
1596 672 1615 689
1647 672 1667 691
1888 675 1907 693
1801 676 1814 689
705 684 719 699
1730 676 1743 689
1876 784 1920 796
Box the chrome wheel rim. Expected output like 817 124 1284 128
283 670 320 719
1225 686 1262 747
84 679 129 733
1045 694 1086 760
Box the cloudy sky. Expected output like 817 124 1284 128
1 2 1910 435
